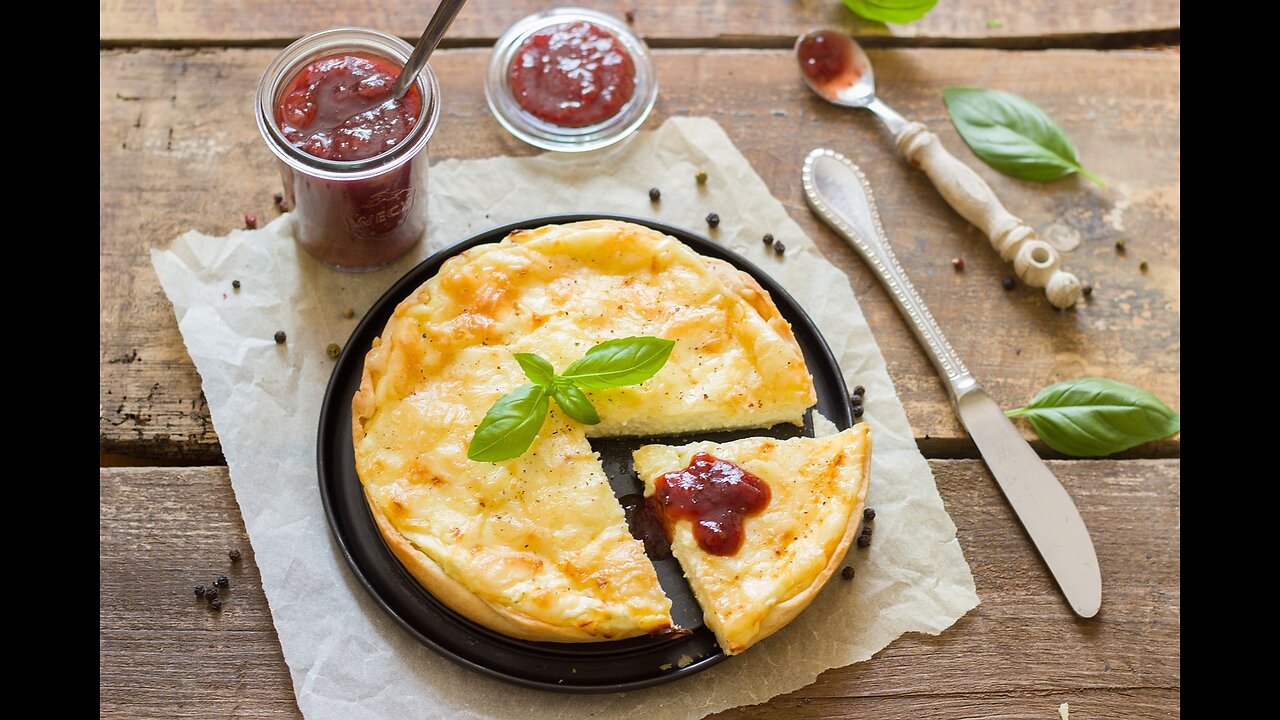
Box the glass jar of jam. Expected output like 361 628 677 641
486 8 657 153
256 28 441 270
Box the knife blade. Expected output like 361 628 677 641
801 148 1102 618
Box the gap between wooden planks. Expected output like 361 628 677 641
100 459 1180 719
99 48 1180 465
98 0 1180 48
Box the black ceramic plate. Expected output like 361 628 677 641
318 214 852 693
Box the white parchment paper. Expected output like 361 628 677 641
152 117 978 719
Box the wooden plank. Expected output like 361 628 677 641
99 0 1180 47
100 460 1179 718
99 48 1181 462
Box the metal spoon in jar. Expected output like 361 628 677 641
794 30 1081 308
391 0 470 99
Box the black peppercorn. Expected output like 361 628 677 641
841 565 855 580
209 597 223 611
695 171 708 185
228 548 241 562
1001 276 1016 291
852 385 865 397
649 187 661 202
204 586 219 599
232 280 241 290
856 531 872 549
774 242 785 255
863 507 876 522
625 9 635 23
274 331 286 344
762 233 774 246
852 404 864 418
706 213 720 228
1082 283 1093 297
194 585 206 597
273 192 284 206
215 576 230 589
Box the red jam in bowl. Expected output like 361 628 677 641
508 21 636 127
273 53 427 269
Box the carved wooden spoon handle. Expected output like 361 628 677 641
895 121 1081 309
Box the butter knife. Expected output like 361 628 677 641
802 148 1102 618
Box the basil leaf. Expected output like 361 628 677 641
943 87 1103 187
513 352 555 388
551 382 601 425
467 383 550 463
842 0 938 24
1006 377 1180 457
559 337 676 390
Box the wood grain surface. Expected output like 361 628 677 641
100 459 1180 718
100 47 1181 463
99 0 1180 47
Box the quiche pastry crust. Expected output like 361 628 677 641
352 220 817 642
633 425 872 654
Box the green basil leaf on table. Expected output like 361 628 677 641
466 383 550 462
513 352 556 388
842 0 938 24
551 381 601 425
942 87 1104 187
559 337 677 390
1006 377 1180 457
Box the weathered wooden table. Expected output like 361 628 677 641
100 2 1180 717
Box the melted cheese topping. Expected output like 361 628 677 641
633 426 871 654
353 220 817 640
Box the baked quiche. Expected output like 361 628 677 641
632 425 872 654
352 219 817 642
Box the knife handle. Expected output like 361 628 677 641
802 148 977 402
894 121 1081 309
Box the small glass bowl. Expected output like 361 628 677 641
486 7 658 153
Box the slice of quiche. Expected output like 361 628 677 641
352 220 817 642
632 425 872 654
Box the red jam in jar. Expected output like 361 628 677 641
508 21 636 127
278 54 421 161
258 30 437 271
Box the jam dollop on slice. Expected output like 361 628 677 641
649 452 771 556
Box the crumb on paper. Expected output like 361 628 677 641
1058 702 1069 720
676 654 694 668
659 663 673 671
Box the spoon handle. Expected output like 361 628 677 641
392 0 470 99
893 120 1081 309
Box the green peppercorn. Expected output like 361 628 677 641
695 171 708 185
327 343 341 359
1139 261 1149 272
1115 238 1126 252
343 307 354 319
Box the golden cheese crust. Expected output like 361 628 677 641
633 425 872 654
352 219 817 642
